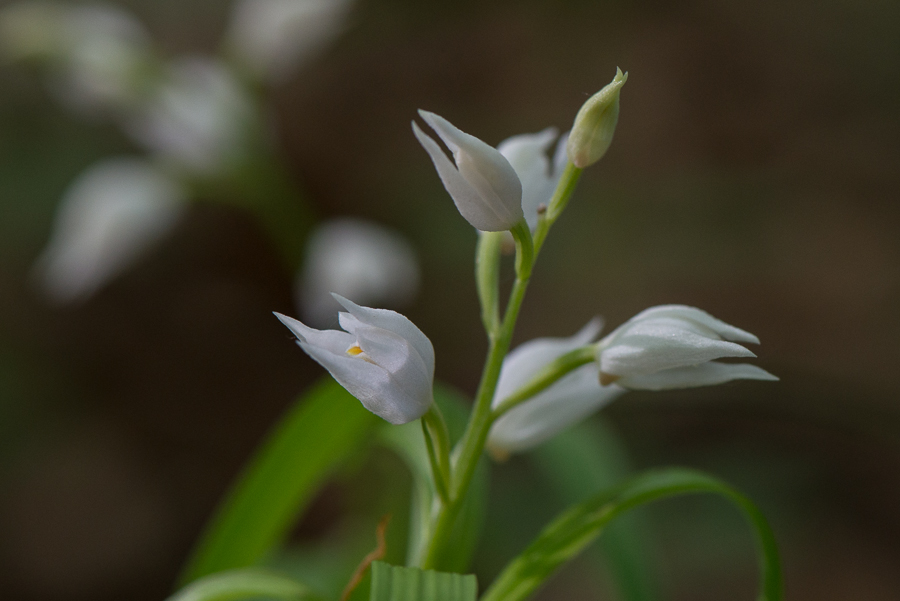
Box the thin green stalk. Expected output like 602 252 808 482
417 163 585 569
422 405 452 504
491 345 596 419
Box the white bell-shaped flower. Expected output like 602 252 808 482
497 128 568 231
488 319 625 455
276 296 435 425
413 110 523 232
34 158 185 303
225 0 352 82
596 305 778 390
125 57 255 174
297 218 420 327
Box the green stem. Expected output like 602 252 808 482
417 162 585 569
475 232 504 337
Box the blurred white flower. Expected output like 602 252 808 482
413 110 524 232
297 218 420 327
125 57 256 175
34 158 186 303
497 128 568 230
276 295 435 425
225 0 353 82
488 319 625 455
0 2 152 113
596 305 778 390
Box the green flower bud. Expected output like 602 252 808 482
567 67 628 168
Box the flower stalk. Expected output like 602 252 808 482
417 156 585 569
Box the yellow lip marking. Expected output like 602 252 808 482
346 344 364 357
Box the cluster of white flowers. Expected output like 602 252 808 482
3 0 391 306
276 69 777 456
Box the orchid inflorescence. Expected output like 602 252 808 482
274 68 778 584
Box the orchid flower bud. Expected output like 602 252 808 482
225 0 352 83
567 68 627 168
34 158 186 303
595 305 778 390
497 128 568 231
487 319 625 456
413 110 524 232
296 218 420 327
276 296 435 425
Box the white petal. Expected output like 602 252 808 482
618 362 779 391
599 317 756 377
226 0 351 82
492 317 603 407
34 158 185 303
297 218 420 327
417 111 523 231
274 312 354 354
497 127 559 230
299 341 427 424
333 295 435 377
623 305 760 344
489 368 625 453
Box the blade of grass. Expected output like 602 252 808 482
481 467 782 601
180 377 377 583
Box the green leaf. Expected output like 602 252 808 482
379 384 488 572
166 568 320 601
369 561 477 601
533 418 657 601
180 377 378 583
481 468 782 601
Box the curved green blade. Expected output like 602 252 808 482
480 467 782 601
167 568 321 601
180 377 378 583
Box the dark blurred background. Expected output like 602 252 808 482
1 0 899 599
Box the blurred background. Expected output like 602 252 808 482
1 0 899 599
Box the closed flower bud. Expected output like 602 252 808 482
276 295 435 425
488 319 624 455
595 305 778 390
567 68 627 168
413 110 524 232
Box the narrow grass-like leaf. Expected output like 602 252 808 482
481 467 782 601
533 418 657 601
369 561 477 601
180 377 378 583
166 568 320 601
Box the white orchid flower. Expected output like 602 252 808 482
596 305 778 390
297 218 420 327
34 158 185 303
488 318 625 455
125 57 255 175
497 128 568 231
0 3 152 113
225 0 353 82
413 110 524 232
276 296 435 425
